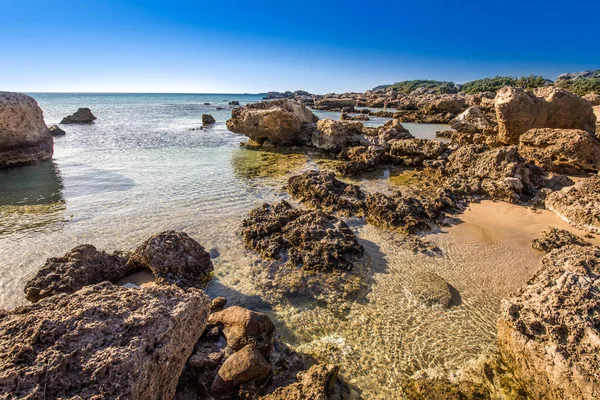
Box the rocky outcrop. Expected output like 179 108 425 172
314 98 356 110
127 230 214 288
24 244 134 302
498 245 600 399
359 119 413 150
546 175 600 233
532 227 590 252
388 138 449 167
226 99 318 146
594 105 600 133
241 201 364 272
336 145 387 176
263 364 340 400
311 119 363 151
60 107 97 124
450 106 491 133
584 93 600 106
0 92 53 167
0 282 210 400
202 114 216 124
48 125 66 136
495 86 596 144
518 128 600 173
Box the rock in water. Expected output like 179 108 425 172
210 344 272 396
495 86 596 144
498 245 600 399
202 114 216 124
60 107 97 124
311 119 363 151
532 227 591 252
0 282 210 399
518 128 600 173
546 175 600 233
0 91 53 167
407 271 452 307
208 306 275 355
127 230 214 288
48 125 66 136
450 106 491 133
24 244 135 302
226 99 318 146
263 364 340 400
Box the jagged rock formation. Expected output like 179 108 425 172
0 91 53 167
450 106 491 133
532 227 591 252
60 107 97 124
546 175 600 233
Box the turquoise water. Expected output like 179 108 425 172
2 93 494 398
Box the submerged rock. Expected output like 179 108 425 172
495 86 596 144
127 230 214 288
518 128 600 173
202 114 216 124
24 244 134 302
498 245 600 399
0 282 210 400
60 107 97 124
531 227 591 252
546 175 600 233
226 99 318 146
48 124 66 136
407 271 452 307
0 91 53 167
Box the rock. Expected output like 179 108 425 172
127 230 214 288
594 106 600 133
208 306 275 355
583 93 600 106
495 86 596 144
60 107 97 124
364 191 436 233
0 92 53 167
546 175 600 233
229 101 240 106
314 98 356 110
401 377 491 400
202 114 216 124
388 138 448 166
408 271 452 307
241 201 364 272
450 106 491 133
498 245 600 399
0 282 210 400
226 99 318 146
48 125 66 136
349 114 369 121
24 244 134 302
210 296 227 313
262 364 340 400
311 119 363 151
418 94 467 114
336 145 387 176
210 344 272 396
518 128 600 173
532 227 591 252
360 119 413 149
286 171 366 216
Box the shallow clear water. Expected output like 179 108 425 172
0 93 544 398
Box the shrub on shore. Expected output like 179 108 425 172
383 80 459 94
556 77 600 96
460 75 551 94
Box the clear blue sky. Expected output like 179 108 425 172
1 0 598 93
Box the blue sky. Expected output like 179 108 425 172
1 0 598 93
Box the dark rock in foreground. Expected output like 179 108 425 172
532 227 591 252
0 282 210 400
24 244 134 302
0 91 53 167
127 230 214 288
498 245 600 399
60 107 97 124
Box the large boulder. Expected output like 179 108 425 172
127 230 213 288
0 92 53 167
518 128 600 173
60 107 97 124
0 282 210 399
450 106 491 133
498 245 600 399
546 175 600 233
208 306 275 355
495 86 596 144
311 119 363 151
226 99 318 146
202 114 216 124
210 344 272 396
24 244 134 302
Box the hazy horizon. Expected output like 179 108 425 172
2 0 599 94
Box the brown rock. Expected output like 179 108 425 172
24 244 134 302
211 344 272 396
202 114 216 124
210 296 228 312
408 271 452 307
127 230 214 288
208 306 275 355
546 175 600 233
314 98 356 110
450 106 491 133
0 92 53 167
388 138 448 166
48 125 66 136
262 364 339 400
518 128 600 173
532 227 591 252
0 282 210 400
311 119 363 151
60 107 97 124
498 245 600 399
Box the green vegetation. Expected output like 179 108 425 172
460 75 551 94
384 80 459 94
556 78 600 96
